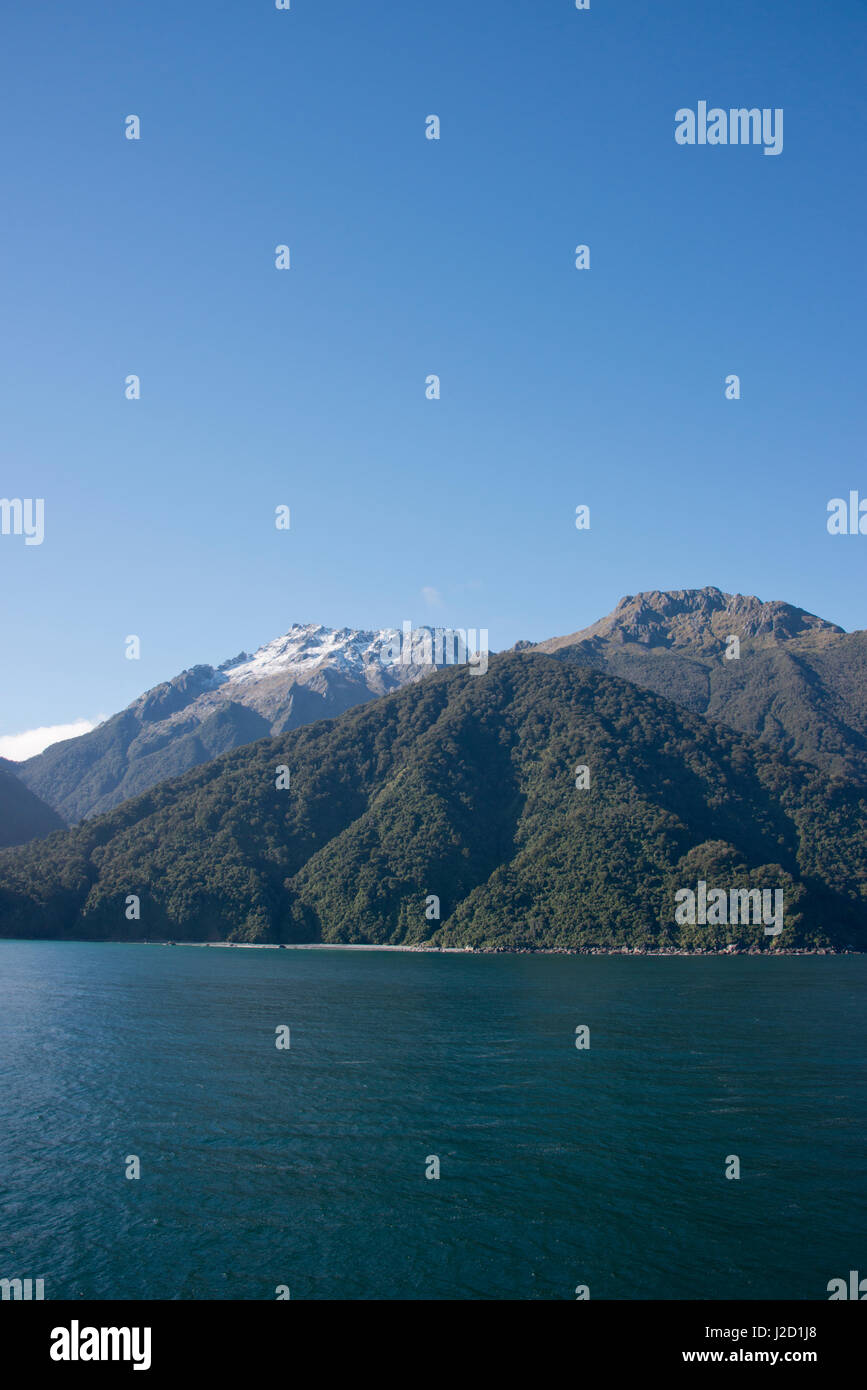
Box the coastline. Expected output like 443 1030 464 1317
133 941 857 956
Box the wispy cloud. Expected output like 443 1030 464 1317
421 586 444 609
0 717 106 762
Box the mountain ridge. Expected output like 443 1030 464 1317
537 587 844 651
15 623 435 823
531 587 867 783
1 653 865 951
11 588 867 836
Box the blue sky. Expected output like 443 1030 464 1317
1 0 865 742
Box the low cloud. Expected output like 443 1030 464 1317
0 716 106 762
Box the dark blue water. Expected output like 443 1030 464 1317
0 943 864 1300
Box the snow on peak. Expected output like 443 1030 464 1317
223 623 399 684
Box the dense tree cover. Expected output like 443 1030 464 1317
16 592 867 833
544 628 867 785
16 640 416 826
1 654 865 949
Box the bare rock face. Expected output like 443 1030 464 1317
539 587 843 653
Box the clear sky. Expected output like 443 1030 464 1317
1 0 865 743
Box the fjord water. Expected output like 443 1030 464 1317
0 944 864 1302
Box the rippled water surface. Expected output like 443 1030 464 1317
0 943 864 1300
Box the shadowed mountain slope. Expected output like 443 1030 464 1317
0 760 66 848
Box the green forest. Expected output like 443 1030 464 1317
1 653 865 950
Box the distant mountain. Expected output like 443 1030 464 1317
533 588 867 783
15 624 432 824
1 653 865 950
12 589 867 840
0 759 65 848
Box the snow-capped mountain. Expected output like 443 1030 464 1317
222 624 403 684
18 589 867 834
16 623 433 824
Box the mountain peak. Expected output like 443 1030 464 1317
16 621 431 823
221 623 402 684
538 588 844 653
